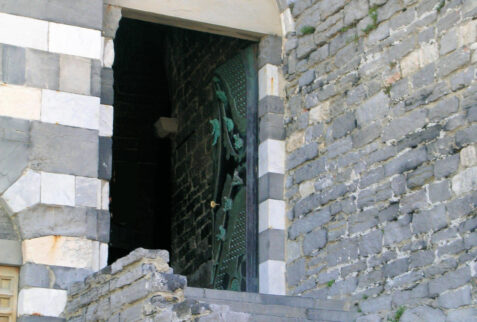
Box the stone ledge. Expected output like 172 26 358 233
64 248 218 321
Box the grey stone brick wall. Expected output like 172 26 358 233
284 0 477 320
64 248 221 321
166 29 250 287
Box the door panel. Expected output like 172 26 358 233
210 46 258 292
0 266 18 322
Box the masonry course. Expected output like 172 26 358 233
285 0 477 320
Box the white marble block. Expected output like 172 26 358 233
259 139 285 177
259 260 286 295
99 104 114 137
0 85 41 121
259 199 286 233
41 172 75 206
258 64 279 100
22 236 100 270
41 89 100 130
18 288 67 317
75 177 100 208
2 170 41 213
48 22 102 59
0 13 48 51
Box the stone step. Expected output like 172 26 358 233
185 287 357 321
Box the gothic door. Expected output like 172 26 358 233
210 46 258 292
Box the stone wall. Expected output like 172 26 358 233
283 0 477 320
0 0 112 318
166 29 250 286
64 248 220 321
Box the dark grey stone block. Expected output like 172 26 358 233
259 113 285 142
90 59 101 97
50 265 92 290
258 35 282 68
2 45 25 85
359 230 383 257
98 136 112 180
0 206 18 240
456 124 477 147
428 266 471 296
258 172 284 202
289 207 331 240
383 257 409 278
16 205 104 241
434 154 459 179
326 239 358 267
97 210 111 243
0 116 30 194
286 258 305 287
100 67 114 105
258 229 285 263
0 0 103 30
384 146 427 176
286 142 318 170
25 49 59 90
303 229 326 255
19 263 50 289
258 96 284 117
30 122 99 177
294 157 326 184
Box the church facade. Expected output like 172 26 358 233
0 0 475 320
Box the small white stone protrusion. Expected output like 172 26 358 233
102 37 115 68
2 169 41 213
280 8 295 37
460 145 477 168
101 180 110 211
451 166 477 195
154 117 178 138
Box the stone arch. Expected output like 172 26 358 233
101 0 293 295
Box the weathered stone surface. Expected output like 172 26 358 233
327 239 358 267
0 116 30 194
303 229 327 255
412 205 447 233
15 205 105 241
2 169 40 213
400 306 445 322
356 92 389 127
360 296 391 314
19 263 49 289
30 122 98 177
428 267 471 296
437 285 472 309
25 49 59 90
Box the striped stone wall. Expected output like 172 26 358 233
0 0 112 319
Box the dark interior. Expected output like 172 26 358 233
108 18 172 263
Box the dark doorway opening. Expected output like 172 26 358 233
108 17 258 291
109 18 172 263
